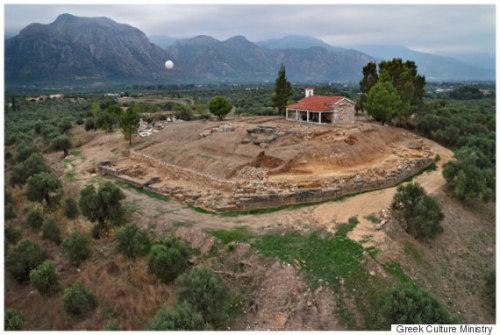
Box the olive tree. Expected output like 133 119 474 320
79 182 125 238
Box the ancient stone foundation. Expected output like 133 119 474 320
99 150 436 213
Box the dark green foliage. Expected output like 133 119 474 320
49 134 73 157
58 119 73 133
13 142 40 164
84 118 96 131
5 190 17 220
5 308 24 330
449 85 484 100
270 64 292 115
176 265 228 323
63 196 80 219
485 271 495 309
175 105 193 121
366 71 402 124
360 58 425 118
29 260 61 296
62 232 91 266
6 240 49 282
147 237 191 283
116 222 151 259
5 223 22 246
26 208 44 230
434 125 460 148
146 302 206 330
63 281 98 317
79 182 125 239
379 285 453 326
120 107 140 144
25 172 63 207
442 148 495 203
95 110 119 132
42 218 62 245
358 61 378 111
457 135 496 165
10 152 50 186
208 96 233 120
392 183 444 238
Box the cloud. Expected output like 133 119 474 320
4 4 495 54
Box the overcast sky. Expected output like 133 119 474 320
4 4 496 55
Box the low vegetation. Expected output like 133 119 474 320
392 183 445 238
147 237 191 284
63 281 98 317
29 260 61 296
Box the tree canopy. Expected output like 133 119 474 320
121 107 140 145
25 172 63 207
79 182 125 238
208 96 233 121
366 71 402 124
270 64 292 115
391 182 445 238
49 134 73 157
359 58 425 118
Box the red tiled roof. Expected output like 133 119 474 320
286 95 346 111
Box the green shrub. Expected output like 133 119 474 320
26 208 44 230
79 182 125 239
29 260 61 296
10 153 50 186
62 196 79 219
5 308 24 330
5 190 16 220
25 172 63 207
392 183 444 238
5 223 22 246
42 218 62 245
63 281 98 317
379 284 454 326
146 302 206 330
443 148 495 203
116 222 151 259
6 240 49 282
147 237 191 284
176 265 228 323
62 232 91 266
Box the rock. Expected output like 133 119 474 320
253 139 262 145
286 130 297 135
353 175 363 183
257 125 277 131
148 176 161 184
220 125 234 132
249 133 257 139
100 160 111 166
265 134 277 143
199 131 211 138
241 138 251 144
277 131 286 136
247 127 261 134
187 192 201 200
370 271 375 276
210 127 218 133
375 224 382 230
259 143 268 149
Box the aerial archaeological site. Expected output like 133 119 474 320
3 4 496 332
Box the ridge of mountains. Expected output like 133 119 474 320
5 14 495 86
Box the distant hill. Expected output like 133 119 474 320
164 35 375 83
5 13 169 85
256 35 345 52
348 45 495 81
149 35 178 49
5 15 494 86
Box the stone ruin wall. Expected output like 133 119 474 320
99 149 436 213
129 150 239 193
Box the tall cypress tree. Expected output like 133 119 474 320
271 64 292 115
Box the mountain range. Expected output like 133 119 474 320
5 14 495 86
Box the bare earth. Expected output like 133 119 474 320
26 117 492 330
